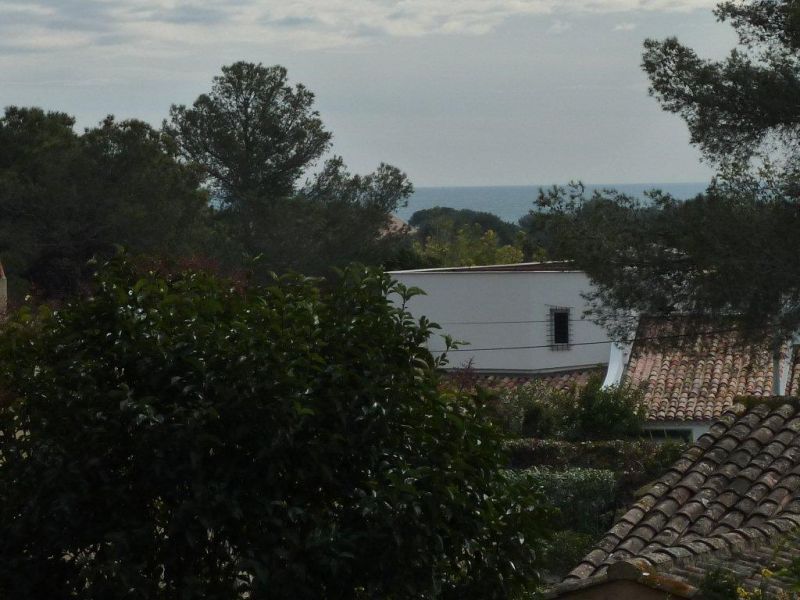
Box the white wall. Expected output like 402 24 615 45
390 269 611 373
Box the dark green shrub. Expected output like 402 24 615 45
540 530 597 577
562 378 645 440
494 377 644 441
492 381 566 437
505 438 686 507
0 258 549 600
512 467 617 534
699 568 741 600
521 400 561 437
505 438 683 473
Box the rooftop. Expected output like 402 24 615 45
445 366 607 394
564 400 800 596
388 260 577 274
625 318 780 422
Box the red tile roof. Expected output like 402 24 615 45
565 401 800 588
786 346 800 397
625 318 779 422
445 366 606 394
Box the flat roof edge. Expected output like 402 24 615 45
388 261 579 274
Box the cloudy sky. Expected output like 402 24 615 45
0 0 737 186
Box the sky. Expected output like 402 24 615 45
0 0 739 186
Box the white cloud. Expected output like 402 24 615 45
1 0 719 53
548 19 573 35
613 22 638 31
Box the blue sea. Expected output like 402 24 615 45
395 182 708 224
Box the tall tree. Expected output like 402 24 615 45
167 62 413 276
643 0 800 166
0 108 210 299
536 1 800 340
167 62 332 206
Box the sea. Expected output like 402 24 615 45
394 182 709 224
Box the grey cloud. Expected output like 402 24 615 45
267 16 319 28
2 0 720 57
155 5 232 25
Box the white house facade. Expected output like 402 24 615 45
389 262 611 374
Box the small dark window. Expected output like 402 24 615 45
549 307 571 350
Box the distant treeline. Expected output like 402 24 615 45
0 61 555 302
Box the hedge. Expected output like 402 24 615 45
506 438 686 504
511 467 617 534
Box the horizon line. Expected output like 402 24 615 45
413 181 709 189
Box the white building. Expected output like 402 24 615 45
389 261 611 374
390 261 800 442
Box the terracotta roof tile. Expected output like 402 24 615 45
444 366 606 394
625 318 783 422
565 400 800 587
787 347 800 396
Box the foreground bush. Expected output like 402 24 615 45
0 259 549 599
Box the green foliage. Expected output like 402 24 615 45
505 438 686 506
536 0 800 339
534 180 800 341
506 438 685 475
491 381 566 438
570 379 645 440
643 0 800 164
506 439 686 478
492 377 645 441
0 258 548 599
513 468 617 534
699 568 743 600
539 530 597 576
0 108 210 299
506 467 616 576
167 61 414 278
775 555 800 593
409 207 522 246
167 61 332 203
412 223 524 267
398 207 546 270
1 63 415 300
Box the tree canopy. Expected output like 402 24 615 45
167 62 332 205
167 61 414 278
403 207 544 268
409 207 521 247
643 0 800 165
537 0 800 340
0 62 418 299
0 257 548 599
0 108 210 299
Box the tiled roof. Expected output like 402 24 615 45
445 366 606 394
625 318 779 422
550 529 800 598
566 400 800 588
664 527 800 597
786 346 800 397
